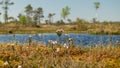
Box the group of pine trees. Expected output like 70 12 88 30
0 0 101 25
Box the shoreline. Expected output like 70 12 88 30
0 30 120 35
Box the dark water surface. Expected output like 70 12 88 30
0 33 120 46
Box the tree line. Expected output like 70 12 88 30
0 0 72 25
0 0 119 26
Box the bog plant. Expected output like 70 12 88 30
0 43 120 68
56 28 64 43
56 28 64 37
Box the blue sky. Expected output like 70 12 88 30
0 0 120 22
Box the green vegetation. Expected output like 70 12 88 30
61 6 70 22
0 1 119 34
20 15 26 25
48 13 55 24
0 0 14 23
0 20 120 34
94 2 100 22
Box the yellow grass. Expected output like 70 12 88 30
0 43 120 68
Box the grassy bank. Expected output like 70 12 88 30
0 43 120 68
0 23 120 34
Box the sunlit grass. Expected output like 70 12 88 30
0 23 120 34
0 43 120 68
